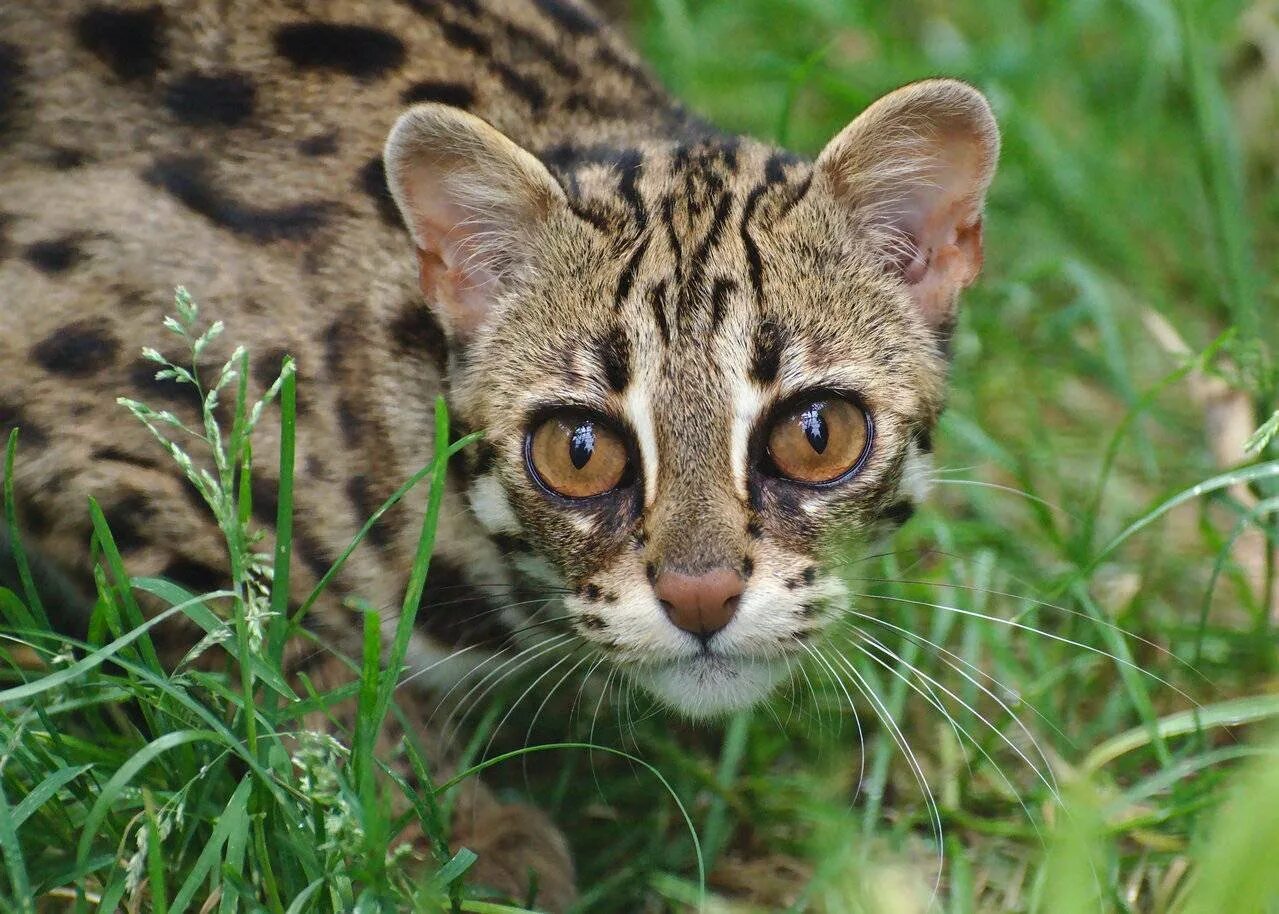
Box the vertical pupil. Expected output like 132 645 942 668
569 422 595 470
800 406 828 454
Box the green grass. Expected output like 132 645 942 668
3 0 1279 911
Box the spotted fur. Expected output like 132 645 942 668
0 0 997 905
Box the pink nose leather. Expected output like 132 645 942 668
655 568 744 640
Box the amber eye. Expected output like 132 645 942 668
765 396 870 484
528 413 630 499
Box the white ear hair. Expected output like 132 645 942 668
383 103 566 338
815 79 999 329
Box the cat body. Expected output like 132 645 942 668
0 0 997 905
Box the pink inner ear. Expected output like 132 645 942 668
905 217 984 327
414 228 500 338
408 186 504 337
880 140 987 328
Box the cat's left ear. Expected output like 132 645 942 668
815 79 999 330
384 104 567 340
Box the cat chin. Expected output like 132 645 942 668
632 655 787 719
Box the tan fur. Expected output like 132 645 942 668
0 1 997 905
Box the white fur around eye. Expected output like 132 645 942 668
468 473 521 533
625 381 660 507
900 441 934 503
729 378 767 499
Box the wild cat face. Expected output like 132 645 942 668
385 80 998 716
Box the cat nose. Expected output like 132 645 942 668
655 568 744 641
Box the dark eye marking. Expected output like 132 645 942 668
581 583 602 602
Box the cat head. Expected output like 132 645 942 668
384 80 998 717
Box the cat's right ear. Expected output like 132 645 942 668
384 104 566 340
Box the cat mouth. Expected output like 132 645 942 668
628 652 788 718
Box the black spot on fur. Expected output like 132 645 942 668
403 0 481 16
438 21 490 55
294 530 336 582
273 23 406 79
579 613 607 631
297 131 339 157
915 428 934 454
48 147 91 170
645 562 657 584
103 494 153 553
883 502 916 526
582 583 602 602
357 157 402 229
414 557 507 647
802 565 817 586
143 156 332 241
160 558 226 595
491 532 529 554
75 6 166 81
0 42 25 141
491 62 546 110
799 601 821 619
335 398 366 448
24 237 86 275
596 326 630 392
346 474 392 548
401 80 475 108
741 556 754 579
0 401 49 450
746 518 762 539
31 320 119 377
750 323 784 384
164 71 257 126
534 0 598 34
92 447 157 470
389 302 449 371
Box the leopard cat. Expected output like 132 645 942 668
0 0 998 907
